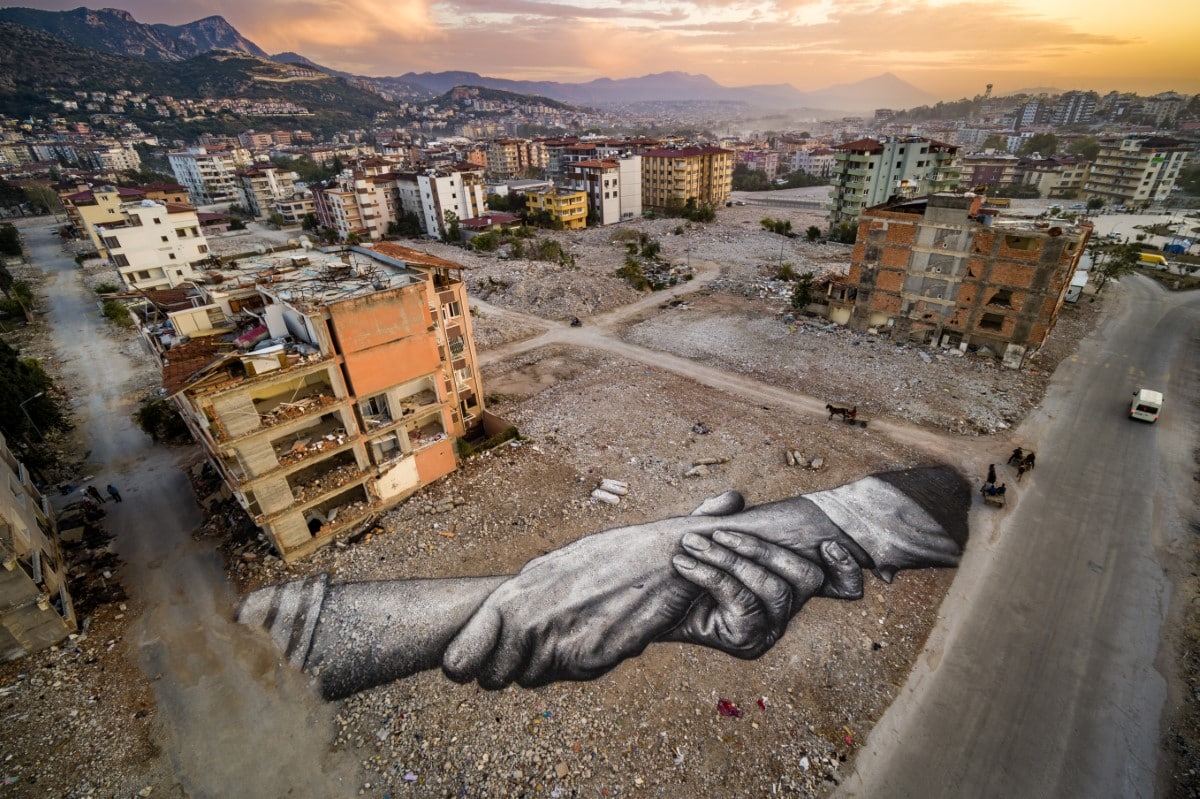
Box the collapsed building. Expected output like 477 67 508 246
142 242 487 561
1 433 76 660
825 194 1092 368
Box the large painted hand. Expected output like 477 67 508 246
441 492 859 689
663 533 862 658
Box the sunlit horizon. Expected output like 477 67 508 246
7 0 1199 101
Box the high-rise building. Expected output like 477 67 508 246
1084 136 1192 207
640 146 734 212
826 137 961 226
168 146 250 205
95 200 210 290
1051 91 1099 126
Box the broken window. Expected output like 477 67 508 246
979 312 1004 331
448 335 465 356
988 289 1013 307
360 393 392 427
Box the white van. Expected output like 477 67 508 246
1129 388 1163 423
1065 270 1088 303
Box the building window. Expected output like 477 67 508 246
442 300 461 320
153 218 161 224
137 270 151 279
987 289 1013 307
979 312 1004 331
168 253 176 260
161 235 169 242
448 335 465 356
113 254 130 267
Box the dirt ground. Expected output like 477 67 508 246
0 201 1153 799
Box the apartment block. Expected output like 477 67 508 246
960 152 1022 192
563 155 642 225
88 143 141 175
96 200 210 290
275 192 316 226
486 138 548 179
395 165 489 240
1051 91 1099 126
525 188 588 230
825 194 1091 368
236 165 301 218
827 137 961 226
1084 136 1192 207
156 243 485 561
1018 156 1092 199
311 160 402 241
1 432 76 661
641 147 734 212
168 146 251 206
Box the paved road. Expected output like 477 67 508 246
19 219 360 797
837 276 1200 797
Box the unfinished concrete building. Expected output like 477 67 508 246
826 194 1092 368
157 243 485 561
1 433 76 660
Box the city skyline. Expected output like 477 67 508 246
6 0 1200 102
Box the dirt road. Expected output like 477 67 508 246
20 219 362 797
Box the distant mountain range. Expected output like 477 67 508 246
0 6 267 61
0 5 939 114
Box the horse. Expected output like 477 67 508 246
827 403 856 421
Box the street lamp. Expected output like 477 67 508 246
19 391 44 442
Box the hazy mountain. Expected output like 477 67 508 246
794 72 938 112
396 69 933 113
0 6 936 114
0 6 267 61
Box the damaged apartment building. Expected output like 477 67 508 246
145 242 486 561
826 193 1091 368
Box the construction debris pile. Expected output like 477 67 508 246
259 394 337 428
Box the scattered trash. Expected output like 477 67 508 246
598 479 629 496
591 488 621 504
404 772 418 782
555 761 569 778
799 756 810 771
691 421 711 435
717 699 743 718
756 697 767 711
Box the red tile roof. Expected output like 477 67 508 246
370 242 469 271
161 337 227 395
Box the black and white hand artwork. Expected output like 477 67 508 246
238 466 970 699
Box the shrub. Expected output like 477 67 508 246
134 397 191 443
616 259 650 291
101 299 132 327
94 282 119 294
777 263 797 281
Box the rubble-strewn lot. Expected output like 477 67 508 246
236 346 955 798
1 203 1117 798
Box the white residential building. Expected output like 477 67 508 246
168 146 250 206
95 200 210 290
396 166 488 240
563 154 642 225
236 165 301 218
89 143 141 175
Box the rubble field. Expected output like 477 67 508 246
1 203 1111 798
238 345 957 798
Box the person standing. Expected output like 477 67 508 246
106 483 123 503
85 485 106 504
986 464 997 486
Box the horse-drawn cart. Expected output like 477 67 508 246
981 484 1007 507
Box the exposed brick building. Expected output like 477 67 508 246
826 194 1091 368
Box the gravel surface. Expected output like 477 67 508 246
0 203 1114 798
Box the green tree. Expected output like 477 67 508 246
0 341 67 449
981 134 1008 151
0 179 27 215
301 213 318 231
1066 136 1100 161
0 226 20 257
443 210 461 242
1178 164 1200 195
1091 243 1139 293
791 273 815 310
806 225 821 242
732 163 771 191
1087 197 1105 211
1018 133 1058 157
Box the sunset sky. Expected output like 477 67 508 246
13 0 1200 99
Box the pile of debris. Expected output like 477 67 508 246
259 394 336 428
291 462 364 504
278 431 349 466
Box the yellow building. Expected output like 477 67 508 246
641 146 734 212
526 189 588 230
